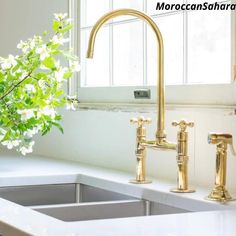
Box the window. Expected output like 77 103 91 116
75 0 235 104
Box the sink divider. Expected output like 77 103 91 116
29 199 147 222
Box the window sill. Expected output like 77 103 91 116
77 83 236 106
75 102 236 113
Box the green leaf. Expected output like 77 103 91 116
58 24 73 34
0 83 5 93
43 31 48 36
42 57 56 69
41 125 51 136
51 121 64 134
25 97 33 105
53 20 61 32
60 51 78 61
63 71 73 79
1 130 11 142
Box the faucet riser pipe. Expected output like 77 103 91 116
86 9 166 140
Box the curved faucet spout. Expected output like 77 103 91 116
86 9 166 143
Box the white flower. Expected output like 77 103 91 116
38 79 47 89
19 141 35 155
17 109 35 121
54 67 67 82
70 61 81 72
38 106 56 119
2 140 21 149
0 54 18 70
66 102 76 111
29 39 36 49
17 40 25 49
33 35 42 43
66 95 77 111
25 84 36 93
17 38 36 53
65 18 73 23
17 40 28 53
19 71 29 80
67 95 76 99
40 65 50 71
19 147 30 155
55 60 60 69
51 35 70 45
54 13 68 21
36 44 49 61
24 126 41 138
45 95 54 105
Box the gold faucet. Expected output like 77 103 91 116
86 9 194 192
86 9 170 147
207 133 236 202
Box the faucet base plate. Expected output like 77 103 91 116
170 188 195 193
129 180 152 184
206 187 234 202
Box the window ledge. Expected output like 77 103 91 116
77 84 236 107
75 102 236 114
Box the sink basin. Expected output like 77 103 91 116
0 183 189 222
0 184 135 206
31 200 146 222
31 200 188 222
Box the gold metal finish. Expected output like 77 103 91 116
86 9 194 190
207 133 236 202
170 120 195 193
86 9 167 144
130 117 152 184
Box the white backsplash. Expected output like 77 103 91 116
33 105 236 191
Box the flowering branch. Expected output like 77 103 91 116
0 13 80 155
0 72 32 101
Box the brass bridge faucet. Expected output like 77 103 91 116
130 117 194 192
207 133 236 202
86 9 194 193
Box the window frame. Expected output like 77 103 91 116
70 0 236 106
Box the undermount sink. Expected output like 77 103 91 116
0 184 134 206
31 200 146 222
31 199 188 222
0 184 188 222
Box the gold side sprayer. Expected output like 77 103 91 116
207 133 236 202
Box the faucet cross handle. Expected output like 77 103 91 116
130 116 152 128
172 120 194 132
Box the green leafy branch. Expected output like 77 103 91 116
0 13 80 155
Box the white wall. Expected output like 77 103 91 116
33 106 236 192
0 0 68 56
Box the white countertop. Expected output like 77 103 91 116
0 154 235 236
